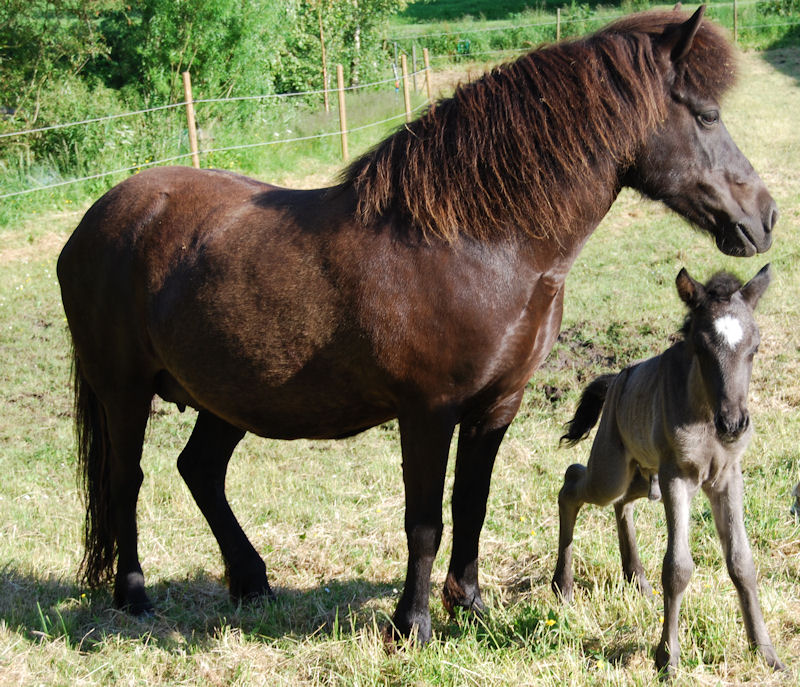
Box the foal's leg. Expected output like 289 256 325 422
655 470 699 675
105 390 154 613
392 410 456 643
705 468 785 671
177 411 271 602
552 434 632 602
444 392 523 617
615 470 653 596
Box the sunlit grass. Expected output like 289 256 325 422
0 50 798 686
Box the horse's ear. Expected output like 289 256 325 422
676 267 704 307
659 5 706 65
673 2 682 10
740 263 772 309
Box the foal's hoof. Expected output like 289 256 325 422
551 576 574 603
441 573 485 619
654 645 677 680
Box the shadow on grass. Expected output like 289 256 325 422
761 40 800 85
0 563 667 664
0 564 405 652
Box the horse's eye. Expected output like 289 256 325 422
698 111 719 127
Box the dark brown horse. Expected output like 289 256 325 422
58 7 776 641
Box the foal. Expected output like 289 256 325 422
551 265 784 674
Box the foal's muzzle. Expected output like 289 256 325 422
714 411 750 441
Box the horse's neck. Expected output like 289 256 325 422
676 346 715 421
652 343 702 416
518 175 623 275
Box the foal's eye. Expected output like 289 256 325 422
698 111 720 127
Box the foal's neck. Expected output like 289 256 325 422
670 342 715 422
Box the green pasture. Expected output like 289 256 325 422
1 47 800 686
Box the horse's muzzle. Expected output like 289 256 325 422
716 193 778 257
714 411 750 442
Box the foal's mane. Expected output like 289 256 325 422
343 10 736 242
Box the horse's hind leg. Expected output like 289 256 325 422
177 410 271 602
615 469 653 597
103 391 154 613
552 435 632 602
704 468 785 671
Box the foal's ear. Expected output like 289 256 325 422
740 263 772 309
659 5 706 65
676 267 705 307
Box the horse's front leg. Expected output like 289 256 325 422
443 391 523 617
392 410 456 643
177 411 271 602
655 468 699 676
705 467 785 671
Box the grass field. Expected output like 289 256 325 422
1 43 800 687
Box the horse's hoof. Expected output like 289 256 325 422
229 578 275 605
655 645 677 680
114 572 154 615
442 573 485 619
551 577 573 603
387 605 432 646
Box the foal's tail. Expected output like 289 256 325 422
560 373 617 447
71 346 116 589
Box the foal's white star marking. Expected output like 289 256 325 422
714 315 743 349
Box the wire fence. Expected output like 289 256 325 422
3 0 799 202
0 103 429 201
0 69 428 201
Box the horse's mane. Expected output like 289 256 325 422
342 10 736 242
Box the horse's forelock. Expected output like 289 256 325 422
605 10 737 101
679 271 745 338
703 272 744 301
343 10 737 243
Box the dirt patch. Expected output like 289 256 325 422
540 324 620 374
0 231 69 264
0 208 84 264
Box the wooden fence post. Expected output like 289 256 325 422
400 53 412 123
556 8 561 42
336 64 349 162
423 48 432 103
182 71 200 169
733 0 738 43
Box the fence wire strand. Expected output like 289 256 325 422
0 70 426 142
2 2 798 199
0 102 429 200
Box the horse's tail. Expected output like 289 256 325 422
560 373 617 447
71 345 116 588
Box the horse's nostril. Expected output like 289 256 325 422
714 412 749 440
767 202 779 232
